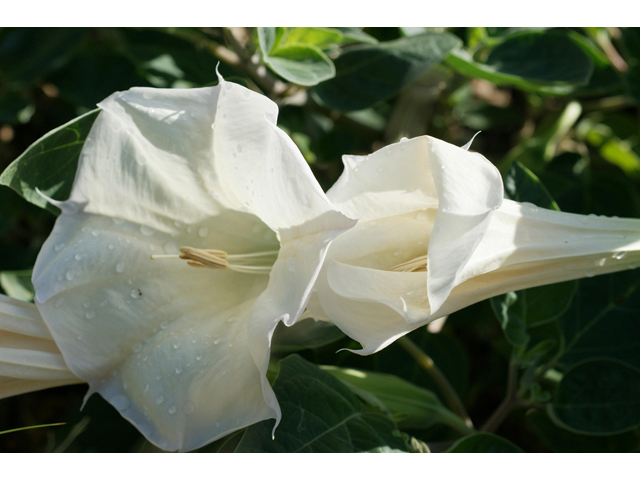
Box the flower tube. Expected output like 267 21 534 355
310 136 640 354
25 77 355 451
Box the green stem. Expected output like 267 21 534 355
397 336 474 429
480 359 524 433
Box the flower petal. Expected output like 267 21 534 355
426 137 503 313
327 137 438 222
33 212 278 451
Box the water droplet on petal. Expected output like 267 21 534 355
614 251 627 260
75 253 84 261
54 243 65 252
198 227 209 238
196 354 203 361
155 395 164 405
214 339 221 345
215 421 221 428
586 270 595 278
116 262 126 273
175 366 182 374
130 289 142 299
144 384 150 392
168 405 177 415
66 271 75 281
227 316 239 323
108 244 115 250
85 310 95 320
173 343 180 350
133 343 142 353
91 229 101 237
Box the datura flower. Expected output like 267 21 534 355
7 77 355 451
309 136 640 354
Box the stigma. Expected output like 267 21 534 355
151 247 278 274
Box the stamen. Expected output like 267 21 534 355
150 246 275 274
390 254 428 273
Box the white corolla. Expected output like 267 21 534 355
309 136 640 354
7 77 355 451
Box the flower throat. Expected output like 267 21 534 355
150 247 278 274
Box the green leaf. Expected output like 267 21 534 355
235 355 408 452
549 358 640 435
333 28 378 45
558 270 640 369
313 33 461 111
446 31 593 94
322 366 472 433
0 270 34 302
281 28 344 50
265 44 335 86
491 282 577 348
446 432 523 453
503 162 561 211
257 27 282 56
526 409 640 452
271 318 345 353
0 109 100 215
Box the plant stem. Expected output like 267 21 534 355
480 359 524 433
397 336 474 429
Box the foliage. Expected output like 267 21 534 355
1 26 640 453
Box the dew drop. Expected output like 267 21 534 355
175 366 182 374
196 354 203 361
149 244 156 252
112 217 125 225
198 227 209 238
586 270 595 278
116 262 126 273
108 244 115 250
65 270 75 281
163 241 179 254
77 335 82 340
214 338 221 345
91 229 101 237
187 225 195 234
160 321 169 330
227 316 239 323
215 421 221 428
54 243 65 252
85 310 95 320
140 225 155 236
168 405 177 415
155 395 164 405
614 251 627 260
173 343 180 350
75 253 84 261
130 289 142 299
133 343 142 353
144 384 150 392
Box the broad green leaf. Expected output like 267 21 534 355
0 109 100 215
334 28 378 45
281 28 344 50
322 366 472 433
491 282 577 348
558 270 640 369
313 33 461 111
526 409 640 452
265 44 335 86
446 31 593 95
257 27 286 56
271 318 345 353
235 355 408 452
503 162 561 211
549 358 640 435
446 432 523 453
0 270 34 302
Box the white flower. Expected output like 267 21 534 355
309 136 640 354
0 294 80 398
28 77 355 451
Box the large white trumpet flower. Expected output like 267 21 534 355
310 136 640 354
23 78 355 451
